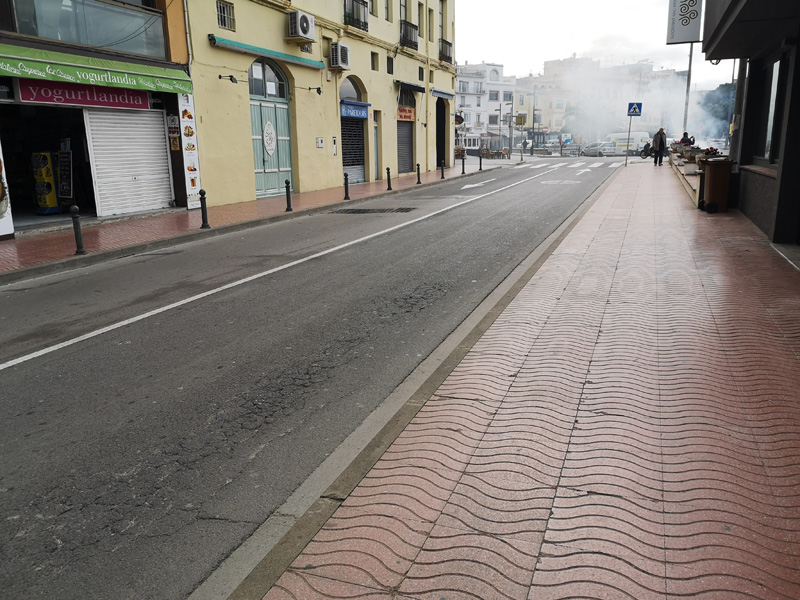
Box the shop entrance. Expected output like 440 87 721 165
0 104 95 225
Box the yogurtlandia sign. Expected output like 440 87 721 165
0 42 192 94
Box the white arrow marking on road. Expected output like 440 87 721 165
576 169 591 175
462 178 496 189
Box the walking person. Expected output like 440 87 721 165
652 127 667 166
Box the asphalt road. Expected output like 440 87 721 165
0 157 623 599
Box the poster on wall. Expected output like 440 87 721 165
178 94 202 209
32 152 58 214
0 137 14 237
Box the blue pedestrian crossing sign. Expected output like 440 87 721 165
627 102 642 117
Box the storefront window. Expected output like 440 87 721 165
760 60 780 161
15 0 165 59
249 60 287 99
341 77 362 102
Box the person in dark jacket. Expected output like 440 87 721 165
653 127 667 166
680 131 695 145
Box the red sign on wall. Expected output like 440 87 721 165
397 106 416 122
18 78 150 110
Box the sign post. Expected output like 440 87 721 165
626 102 642 166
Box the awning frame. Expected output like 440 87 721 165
394 80 426 94
0 42 192 94
208 35 325 70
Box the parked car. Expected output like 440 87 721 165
582 142 626 157
580 142 604 156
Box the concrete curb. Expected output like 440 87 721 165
188 167 622 600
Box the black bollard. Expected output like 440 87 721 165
70 205 87 255
285 179 293 212
461 155 466 174
344 172 350 200
520 148 524 162
416 163 421 185
440 160 445 179
199 189 210 229
386 167 392 191
479 154 483 171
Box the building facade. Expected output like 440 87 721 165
703 0 800 244
455 62 515 151
190 0 456 205
0 0 194 239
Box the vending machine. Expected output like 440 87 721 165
32 152 58 215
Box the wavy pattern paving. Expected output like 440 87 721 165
265 165 800 600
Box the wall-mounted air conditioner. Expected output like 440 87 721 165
330 42 351 70
287 11 315 43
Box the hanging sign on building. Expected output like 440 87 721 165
666 0 704 44
397 106 416 122
17 78 150 110
340 101 370 119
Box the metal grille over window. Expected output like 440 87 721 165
217 0 235 31
344 0 369 31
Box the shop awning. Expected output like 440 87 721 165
394 80 426 94
0 43 192 94
208 35 325 70
432 89 454 99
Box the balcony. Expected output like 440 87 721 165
439 38 452 64
15 0 166 59
400 20 418 51
343 0 369 32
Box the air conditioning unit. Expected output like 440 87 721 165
330 42 351 70
287 11 315 43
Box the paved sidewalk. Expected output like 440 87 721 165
0 158 502 283
259 163 800 599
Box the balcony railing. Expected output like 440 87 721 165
15 0 166 59
439 38 453 64
344 0 369 32
400 20 418 50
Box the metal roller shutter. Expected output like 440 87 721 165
397 121 414 174
84 109 174 217
341 117 366 184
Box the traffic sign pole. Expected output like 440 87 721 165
625 103 642 167
625 116 632 167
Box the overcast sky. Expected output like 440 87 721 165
454 0 736 91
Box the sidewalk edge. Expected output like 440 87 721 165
195 169 620 600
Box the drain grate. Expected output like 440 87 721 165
330 207 417 214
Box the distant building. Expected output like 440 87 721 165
455 62 516 151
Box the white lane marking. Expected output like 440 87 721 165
529 163 548 169
589 162 603 168
609 162 624 168
566 162 586 168
548 162 568 168
462 178 496 189
576 169 591 175
1 169 560 372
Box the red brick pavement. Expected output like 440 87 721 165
262 163 800 599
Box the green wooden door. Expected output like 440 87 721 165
251 100 292 196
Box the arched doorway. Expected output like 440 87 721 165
249 59 292 196
436 97 447 168
397 89 415 173
340 77 369 184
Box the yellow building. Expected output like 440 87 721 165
188 0 456 205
